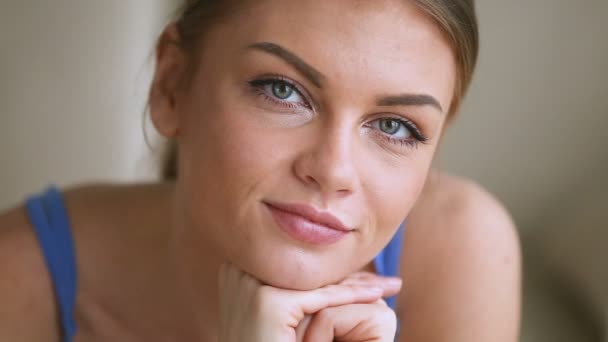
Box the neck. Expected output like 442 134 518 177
72 182 223 340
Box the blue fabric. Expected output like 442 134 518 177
25 186 77 342
373 221 406 312
373 221 406 341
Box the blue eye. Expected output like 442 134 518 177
377 119 410 138
372 118 412 140
271 82 294 99
264 80 305 104
368 117 429 148
249 78 309 109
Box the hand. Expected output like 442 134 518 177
297 272 400 342
298 299 397 341
218 263 401 342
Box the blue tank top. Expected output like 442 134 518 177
25 186 406 341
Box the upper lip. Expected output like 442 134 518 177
264 201 353 232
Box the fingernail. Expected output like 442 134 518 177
385 277 402 285
382 279 402 292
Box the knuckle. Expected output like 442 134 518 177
367 301 396 320
376 306 397 326
318 285 340 298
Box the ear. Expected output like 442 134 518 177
149 24 188 138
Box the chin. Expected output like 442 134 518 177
234 244 356 291
222 207 368 290
252 264 335 291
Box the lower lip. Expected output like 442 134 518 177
265 204 350 245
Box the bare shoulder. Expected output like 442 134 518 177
0 203 60 340
412 170 516 228
0 183 151 341
397 170 521 341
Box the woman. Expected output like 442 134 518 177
0 0 521 341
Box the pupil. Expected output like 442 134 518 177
380 119 400 135
272 82 293 99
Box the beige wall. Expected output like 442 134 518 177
435 3 608 337
0 1 175 209
437 0 608 231
533 171 608 327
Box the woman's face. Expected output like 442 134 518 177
168 0 456 289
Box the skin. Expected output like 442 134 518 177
218 264 401 341
0 0 521 341
157 0 453 292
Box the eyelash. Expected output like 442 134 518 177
367 118 429 148
248 76 313 110
247 76 430 148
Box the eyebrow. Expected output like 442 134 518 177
248 42 443 113
247 42 325 88
376 94 444 113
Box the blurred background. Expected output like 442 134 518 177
0 1 606 340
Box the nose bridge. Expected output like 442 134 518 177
293 118 359 195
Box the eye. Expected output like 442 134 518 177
271 82 294 99
371 118 413 140
367 117 429 148
249 78 310 109
376 118 411 139
264 80 305 104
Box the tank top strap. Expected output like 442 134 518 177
373 220 406 311
25 186 77 342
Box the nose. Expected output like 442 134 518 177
292 123 359 198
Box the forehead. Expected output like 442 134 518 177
208 0 457 110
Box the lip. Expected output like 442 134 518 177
263 201 353 245
265 201 352 231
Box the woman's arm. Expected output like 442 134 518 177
398 175 521 341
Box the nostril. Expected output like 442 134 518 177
305 175 317 184
336 188 352 197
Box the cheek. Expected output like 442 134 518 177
361 154 431 237
184 110 276 192
177 105 287 255
179 95 298 230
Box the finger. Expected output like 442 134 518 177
293 284 384 315
303 303 397 342
340 272 402 286
340 276 403 298
342 271 378 280
295 315 313 342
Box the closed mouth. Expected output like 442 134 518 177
263 201 352 232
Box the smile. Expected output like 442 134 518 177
263 201 353 245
